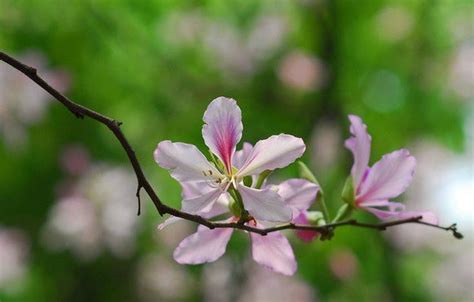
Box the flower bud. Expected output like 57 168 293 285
341 176 355 207
297 161 321 187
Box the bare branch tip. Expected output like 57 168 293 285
448 223 464 240
136 185 142 216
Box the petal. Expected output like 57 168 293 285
157 216 182 230
237 134 305 177
293 212 319 242
344 115 371 189
361 201 405 220
277 179 319 215
202 193 231 218
363 206 438 224
154 141 222 182
238 185 292 222
173 227 234 264
202 97 243 172
158 194 230 230
357 149 416 202
181 181 214 199
363 200 405 212
180 182 230 218
250 231 297 276
359 200 405 219
393 211 439 225
182 188 223 214
232 142 253 169
358 199 401 208
363 207 400 220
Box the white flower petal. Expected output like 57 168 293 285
360 200 405 220
157 216 182 230
182 188 223 214
181 181 215 199
357 149 416 202
251 231 297 276
232 142 253 169
277 179 319 215
154 140 222 182
344 115 371 189
237 134 305 177
363 205 438 224
198 193 231 219
173 227 234 264
238 185 292 222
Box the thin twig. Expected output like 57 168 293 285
0 51 463 240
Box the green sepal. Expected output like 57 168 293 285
208 150 225 173
243 176 253 187
228 197 242 217
297 161 321 187
298 161 331 221
228 187 245 217
306 211 325 225
341 176 355 207
333 204 353 222
231 166 239 175
255 170 271 189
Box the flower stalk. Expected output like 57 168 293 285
298 161 331 222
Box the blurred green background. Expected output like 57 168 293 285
0 0 473 301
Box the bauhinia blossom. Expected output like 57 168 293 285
344 115 437 224
170 176 319 276
235 143 321 242
154 97 317 275
154 97 306 222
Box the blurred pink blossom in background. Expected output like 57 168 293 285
278 51 326 92
0 50 69 148
387 131 473 301
0 227 29 291
309 119 342 171
136 254 194 302
42 146 141 260
375 6 414 43
449 43 474 100
239 264 316 302
159 11 289 77
329 249 358 281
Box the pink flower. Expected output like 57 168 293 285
154 97 306 223
345 115 438 224
275 179 320 242
158 141 319 275
293 212 320 242
169 177 319 276
173 218 296 275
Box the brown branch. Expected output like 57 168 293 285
0 51 463 240
209 216 463 239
